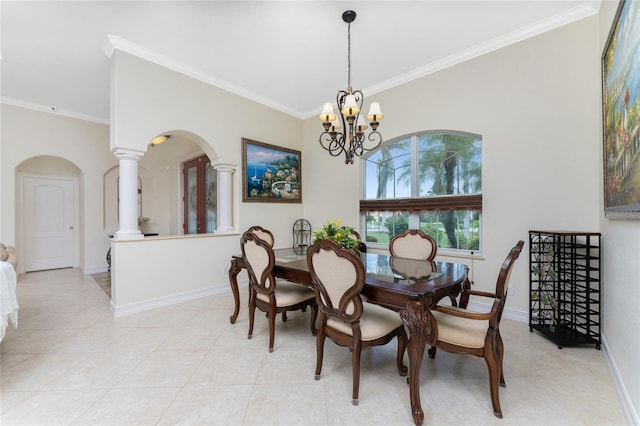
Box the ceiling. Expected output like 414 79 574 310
1 1 601 124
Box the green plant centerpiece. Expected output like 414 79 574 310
313 219 360 252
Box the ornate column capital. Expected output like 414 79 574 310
112 148 144 162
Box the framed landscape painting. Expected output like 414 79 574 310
602 0 640 219
242 138 302 203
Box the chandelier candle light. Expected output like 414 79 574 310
318 10 383 164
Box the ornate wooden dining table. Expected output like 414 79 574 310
228 248 469 425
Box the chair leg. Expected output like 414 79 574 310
396 328 408 376
485 342 503 418
282 312 288 322
428 345 437 359
497 332 506 387
314 324 326 380
351 338 362 406
268 306 276 353
309 302 318 336
247 292 256 339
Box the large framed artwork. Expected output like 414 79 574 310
242 138 302 203
602 0 640 219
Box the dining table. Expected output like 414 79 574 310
227 247 469 426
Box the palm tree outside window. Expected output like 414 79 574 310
361 131 482 253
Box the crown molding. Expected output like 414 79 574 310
103 35 303 119
302 2 600 119
4 3 600 124
0 96 109 125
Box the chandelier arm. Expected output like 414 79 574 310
336 90 348 115
352 89 364 109
319 132 348 157
361 131 383 152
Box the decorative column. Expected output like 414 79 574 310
214 164 236 233
114 149 144 240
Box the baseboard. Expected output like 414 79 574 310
600 334 639 425
110 284 228 317
82 265 109 274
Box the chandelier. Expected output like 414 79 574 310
318 10 383 165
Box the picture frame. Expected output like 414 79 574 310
242 138 302 203
602 0 640 219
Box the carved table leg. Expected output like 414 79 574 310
400 300 437 426
458 275 472 309
228 258 242 324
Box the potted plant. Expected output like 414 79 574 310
313 219 360 252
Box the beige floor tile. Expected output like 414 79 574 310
1 389 106 425
42 352 145 390
0 391 33 414
245 383 329 425
157 384 252 425
0 268 630 426
106 326 178 353
186 348 266 386
71 387 179 425
115 350 207 388
1 353 86 391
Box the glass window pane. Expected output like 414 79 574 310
364 138 411 199
205 162 216 233
364 211 410 244
418 210 480 251
187 166 197 234
417 133 482 197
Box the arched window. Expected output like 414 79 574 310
360 131 482 254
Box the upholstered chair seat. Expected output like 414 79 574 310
431 306 490 348
255 280 316 307
326 302 405 341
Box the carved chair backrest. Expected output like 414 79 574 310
241 231 276 295
307 238 364 325
389 229 437 260
493 240 524 324
246 226 274 247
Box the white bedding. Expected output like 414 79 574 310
0 261 19 342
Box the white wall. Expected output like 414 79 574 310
304 16 602 316
598 2 640 423
110 51 305 238
108 51 306 307
0 105 114 272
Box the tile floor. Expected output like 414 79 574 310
0 268 628 425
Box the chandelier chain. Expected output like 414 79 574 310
347 21 351 89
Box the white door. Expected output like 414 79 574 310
23 176 75 272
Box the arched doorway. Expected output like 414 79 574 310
17 156 81 272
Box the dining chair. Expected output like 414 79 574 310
389 229 437 260
241 231 317 352
246 225 274 247
244 226 275 306
307 238 408 405
428 240 524 418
